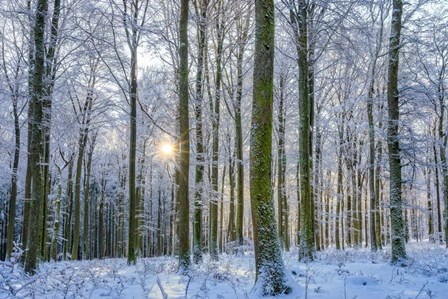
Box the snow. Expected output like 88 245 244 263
1 242 447 299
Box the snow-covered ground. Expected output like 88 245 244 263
1 242 447 298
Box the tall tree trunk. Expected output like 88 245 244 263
21 0 35 254
178 0 191 271
209 0 224 261
193 0 208 264
387 0 406 263
5 76 21 260
235 46 245 250
228 144 236 242
292 0 313 261
63 155 74 260
250 0 291 295
277 74 287 250
424 163 434 239
375 110 384 249
24 0 48 273
40 0 61 261
219 163 226 252
127 43 138 265
368 76 378 251
433 142 443 243
51 170 62 261
83 133 96 259
336 132 344 250
71 89 94 260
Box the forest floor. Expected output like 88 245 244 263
1 242 447 299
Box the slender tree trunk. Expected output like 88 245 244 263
219 163 226 252
209 0 224 261
235 52 245 250
433 142 443 243
127 41 138 265
424 164 434 239
228 145 236 242
51 172 62 261
193 0 208 264
83 133 96 259
21 0 35 254
277 74 287 250
336 136 343 250
292 0 314 261
387 0 406 263
5 95 20 259
40 0 60 261
63 156 74 260
72 138 85 260
368 76 377 251
178 0 191 271
71 94 93 260
375 117 384 249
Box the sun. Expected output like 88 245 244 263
160 142 174 157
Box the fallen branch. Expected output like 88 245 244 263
157 276 168 299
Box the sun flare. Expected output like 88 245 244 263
160 142 174 157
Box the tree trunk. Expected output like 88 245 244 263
193 0 208 264
71 91 93 260
83 133 96 259
277 74 287 250
250 0 291 295
235 47 245 250
228 143 236 243
387 0 406 263
368 76 378 251
21 0 35 255
24 0 48 273
42 0 61 262
209 0 224 261
5 78 21 260
292 0 314 261
63 155 74 260
178 0 191 271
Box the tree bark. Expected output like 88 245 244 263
250 0 291 295
178 0 191 271
24 0 48 273
387 0 406 263
193 0 208 264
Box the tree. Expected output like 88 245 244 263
192 0 209 264
209 0 225 261
70 67 96 260
387 0 406 263
250 0 292 295
178 0 191 271
24 0 48 273
292 0 313 261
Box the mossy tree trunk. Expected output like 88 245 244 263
250 0 292 295
178 0 191 271
386 0 406 263
21 0 35 254
24 0 48 274
291 0 314 261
